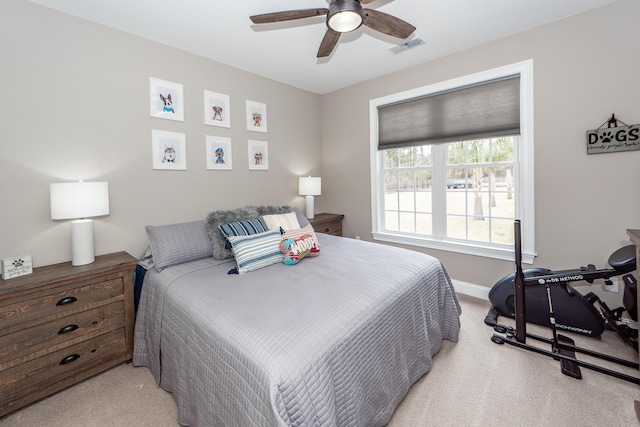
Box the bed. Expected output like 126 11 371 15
133 208 461 427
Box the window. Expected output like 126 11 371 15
369 61 535 263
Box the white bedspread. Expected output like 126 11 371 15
133 234 460 427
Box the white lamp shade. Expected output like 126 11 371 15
298 177 321 196
50 181 110 220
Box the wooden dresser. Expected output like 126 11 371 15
0 252 137 417
309 213 344 236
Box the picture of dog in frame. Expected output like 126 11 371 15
150 77 184 122
204 90 230 128
206 135 232 170
248 139 268 170
152 130 186 170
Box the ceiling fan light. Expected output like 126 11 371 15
328 10 362 32
327 0 364 33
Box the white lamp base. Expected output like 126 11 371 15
71 219 95 266
305 195 315 219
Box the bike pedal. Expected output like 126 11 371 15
557 334 582 379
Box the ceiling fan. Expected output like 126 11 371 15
250 0 416 58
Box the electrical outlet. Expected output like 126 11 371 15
603 277 619 293
355 236 361 240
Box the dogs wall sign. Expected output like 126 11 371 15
1 255 33 280
587 114 640 154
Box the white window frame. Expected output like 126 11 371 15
369 60 535 263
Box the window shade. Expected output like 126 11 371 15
378 75 520 150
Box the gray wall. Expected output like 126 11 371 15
0 0 321 267
320 0 640 305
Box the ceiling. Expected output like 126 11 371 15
30 0 618 94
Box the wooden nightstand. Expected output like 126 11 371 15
0 252 137 417
309 213 344 236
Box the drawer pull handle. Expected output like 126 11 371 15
59 354 80 365
58 324 79 335
56 296 77 306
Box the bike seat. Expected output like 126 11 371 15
608 245 636 273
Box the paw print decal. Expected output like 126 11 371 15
12 259 24 268
599 131 613 143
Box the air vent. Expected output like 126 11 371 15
388 37 425 54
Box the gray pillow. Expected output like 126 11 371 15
146 220 213 271
292 207 310 228
205 205 291 260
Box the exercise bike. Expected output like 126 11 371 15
489 221 639 384
486 243 638 346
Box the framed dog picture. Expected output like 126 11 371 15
248 140 268 170
206 136 232 170
152 130 187 170
204 90 230 128
246 100 268 133
150 77 184 121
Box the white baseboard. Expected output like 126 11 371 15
451 279 490 300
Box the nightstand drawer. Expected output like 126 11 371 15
0 278 123 331
309 213 344 236
0 328 126 415
315 222 342 236
0 301 125 367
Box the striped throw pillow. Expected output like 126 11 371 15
227 228 284 274
219 217 269 249
263 212 301 232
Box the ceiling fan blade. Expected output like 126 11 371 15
360 0 376 3
250 8 328 24
317 28 341 58
363 9 416 39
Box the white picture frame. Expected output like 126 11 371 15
246 100 268 133
204 90 231 128
206 136 232 170
248 140 268 170
152 130 187 170
150 77 184 121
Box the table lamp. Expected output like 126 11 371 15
298 176 321 219
50 181 110 266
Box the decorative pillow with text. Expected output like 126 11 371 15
279 231 320 265
282 224 321 254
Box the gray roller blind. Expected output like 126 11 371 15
378 75 520 150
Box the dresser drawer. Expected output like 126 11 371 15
0 278 123 331
0 252 136 418
0 301 125 367
0 328 126 415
